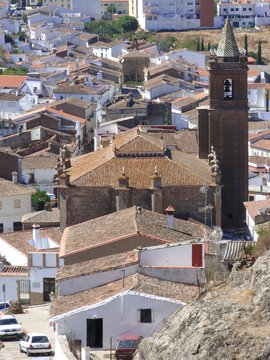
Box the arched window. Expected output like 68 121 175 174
224 79 233 99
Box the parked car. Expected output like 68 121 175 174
0 315 22 339
0 302 10 312
19 333 52 357
115 334 143 360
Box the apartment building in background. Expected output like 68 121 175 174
135 0 214 31
42 0 101 18
218 0 270 28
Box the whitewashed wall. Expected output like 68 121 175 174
55 292 183 349
0 239 27 266
0 193 32 233
59 264 138 296
0 277 25 302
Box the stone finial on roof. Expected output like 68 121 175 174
216 17 239 58
166 205 175 214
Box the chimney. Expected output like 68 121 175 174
166 205 175 230
118 166 129 188
12 171 18 184
151 165 161 188
97 71 102 81
0 261 3 272
32 224 41 248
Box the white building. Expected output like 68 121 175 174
41 0 101 18
137 0 202 31
217 0 270 28
0 226 62 304
0 175 34 233
21 152 58 194
142 74 181 100
0 93 38 121
90 40 128 60
0 225 61 266
51 239 203 355
50 273 198 351
244 199 270 240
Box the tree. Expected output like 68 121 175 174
244 33 248 56
117 15 138 32
159 35 176 49
22 13 28 24
197 37 200 51
31 189 50 211
201 38 205 51
106 5 116 14
4 34 14 44
257 40 262 65
208 42 211 51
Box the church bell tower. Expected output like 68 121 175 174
198 18 248 230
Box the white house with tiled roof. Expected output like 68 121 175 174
0 226 62 305
0 175 34 233
244 199 270 240
50 273 198 351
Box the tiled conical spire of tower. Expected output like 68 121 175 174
216 17 239 58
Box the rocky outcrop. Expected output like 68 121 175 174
135 252 270 360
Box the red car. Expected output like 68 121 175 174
115 334 143 360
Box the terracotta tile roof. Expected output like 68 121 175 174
60 207 203 258
244 199 270 220
0 265 28 277
249 129 270 141
0 228 62 256
50 273 199 319
22 152 58 170
54 84 100 95
69 155 212 187
22 208 60 225
123 50 149 58
57 250 139 281
0 178 35 197
0 93 25 101
249 120 270 132
0 75 28 89
107 98 147 110
47 108 86 124
249 156 270 166
144 129 198 154
68 128 212 187
144 74 179 91
251 139 270 152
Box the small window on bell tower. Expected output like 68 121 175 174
224 79 233 100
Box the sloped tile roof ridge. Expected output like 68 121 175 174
112 127 140 150
216 17 239 58
56 249 139 281
68 146 115 184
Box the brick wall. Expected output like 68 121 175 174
200 0 214 27
59 184 218 229
0 152 19 181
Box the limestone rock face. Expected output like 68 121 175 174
134 252 270 360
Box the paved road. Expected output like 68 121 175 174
0 305 55 360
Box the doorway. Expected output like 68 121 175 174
87 318 103 348
43 278 55 301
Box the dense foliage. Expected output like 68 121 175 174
85 16 138 39
31 189 50 211
159 35 176 49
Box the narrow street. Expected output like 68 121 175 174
0 305 54 360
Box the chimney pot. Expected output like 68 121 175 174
166 205 175 230
12 171 18 184
32 224 41 248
